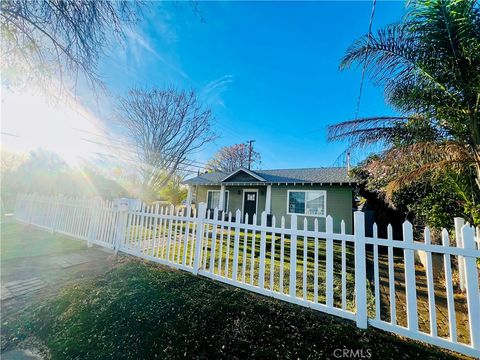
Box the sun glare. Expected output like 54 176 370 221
1 87 110 166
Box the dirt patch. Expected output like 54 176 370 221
367 251 471 344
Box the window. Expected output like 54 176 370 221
287 190 326 217
207 190 229 211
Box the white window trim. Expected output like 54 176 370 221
286 189 327 218
241 188 259 221
206 189 229 211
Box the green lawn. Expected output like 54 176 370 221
127 223 365 312
1 222 85 262
2 260 460 359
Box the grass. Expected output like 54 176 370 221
125 223 364 311
1 222 85 262
2 260 460 360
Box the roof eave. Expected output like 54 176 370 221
220 167 267 182
182 180 357 186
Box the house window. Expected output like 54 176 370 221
287 190 326 217
207 190 229 211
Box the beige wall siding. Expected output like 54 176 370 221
194 184 353 231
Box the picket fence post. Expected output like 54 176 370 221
454 217 466 292
50 195 60 233
53 195 63 232
114 199 130 254
403 220 418 332
193 202 207 275
232 209 242 281
258 211 267 289
461 225 480 350
27 193 36 225
354 211 367 329
86 198 100 248
13 194 20 219
289 214 298 298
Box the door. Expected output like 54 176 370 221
243 191 257 224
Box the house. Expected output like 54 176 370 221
182 167 357 233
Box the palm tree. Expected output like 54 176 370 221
329 0 480 193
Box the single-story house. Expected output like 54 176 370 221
182 167 357 233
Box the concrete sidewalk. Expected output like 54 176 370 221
1 245 120 319
1 223 127 360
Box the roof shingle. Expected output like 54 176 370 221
183 167 356 185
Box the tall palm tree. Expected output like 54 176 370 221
329 0 480 193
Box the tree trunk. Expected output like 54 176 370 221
475 146 480 190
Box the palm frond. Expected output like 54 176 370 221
340 0 480 111
340 23 456 99
375 141 473 197
334 0 480 191
327 116 408 141
385 159 466 198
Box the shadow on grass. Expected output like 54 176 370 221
1 223 86 262
2 261 461 360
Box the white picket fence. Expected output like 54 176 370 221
14 194 480 358
475 227 480 249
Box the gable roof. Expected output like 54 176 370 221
220 167 267 182
183 167 356 185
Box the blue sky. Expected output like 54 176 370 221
94 1 406 172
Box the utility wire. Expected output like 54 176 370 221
81 138 209 171
77 130 212 169
354 0 377 120
335 0 377 168
0 131 21 137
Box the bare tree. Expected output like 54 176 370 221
0 1 142 90
207 143 261 172
116 88 215 199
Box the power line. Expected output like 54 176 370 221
81 138 209 173
247 139 256 170
333 0 377 168
77 130 212 169
0 131 21 137
214 121 241 138
85 147 201 178
354 0 377 120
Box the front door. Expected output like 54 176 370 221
243 191 257 224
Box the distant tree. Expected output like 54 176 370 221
14 149 70 195
1 149 27 212
159 175 188 206
0 0 142 89
116 88 215 199
0 149 130 210
207 143 261 172
1 149 26 174
81 166 129 199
